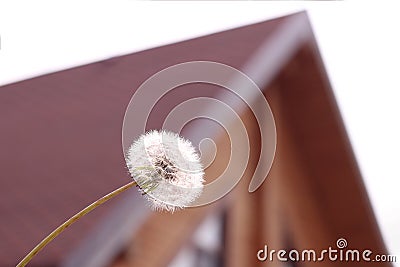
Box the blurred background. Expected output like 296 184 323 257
0 1 399 267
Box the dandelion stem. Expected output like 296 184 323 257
16 180 137 267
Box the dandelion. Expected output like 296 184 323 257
16 130 204 266
127 130 205 212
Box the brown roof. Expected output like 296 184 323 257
106 12 391 267
0 13 288 266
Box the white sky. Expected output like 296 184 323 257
1 0 399 262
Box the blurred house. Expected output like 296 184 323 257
0 12 391 267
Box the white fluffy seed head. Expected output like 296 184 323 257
126 130 205 212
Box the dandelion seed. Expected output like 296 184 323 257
17 130 205 266
127 130 205 212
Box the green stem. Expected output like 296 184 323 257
16 180 137 267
